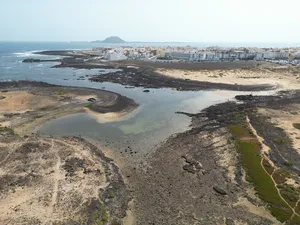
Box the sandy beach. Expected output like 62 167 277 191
156 66 300 90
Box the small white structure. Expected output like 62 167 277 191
107 52 127 61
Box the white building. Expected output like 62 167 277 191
107 52 127 61
264 52 289 60
168 51 191 60
255 53 265 60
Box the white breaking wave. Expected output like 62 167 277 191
13 50 47 58
13 51 36 57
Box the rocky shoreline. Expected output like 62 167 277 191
89 66 275 91
125 90 300 224
25 51 277 91
11 50 300 224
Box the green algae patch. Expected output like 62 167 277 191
293 123 300 130
277 184 300 208
288 215 300 225
119 118 165 135
228 124 293 222
85 103 93 109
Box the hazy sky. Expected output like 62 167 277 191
0 0 299 42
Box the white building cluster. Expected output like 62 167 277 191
165 50 290 61
84 46 300 65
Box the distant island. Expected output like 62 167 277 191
91 36 126 43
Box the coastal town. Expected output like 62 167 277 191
82 46 300 66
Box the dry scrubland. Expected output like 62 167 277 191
0 82 135 224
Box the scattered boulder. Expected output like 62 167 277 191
88 98 96 102
0 96 5 100
182 155 203 174
182 164 197 174
213 186 227 195
3 113 21 118
22 58 41 63
63 157 86 176
143 90 150 93
235 94 253 101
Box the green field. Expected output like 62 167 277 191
228 125 294 222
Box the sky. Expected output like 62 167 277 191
0 0 299 42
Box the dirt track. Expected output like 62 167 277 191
0 81 138 224
0 133 129 225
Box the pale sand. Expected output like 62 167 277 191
234 197 281 224
84 105 140 123
211 130 238 184
157 68 300 90
123 199 134 225
0 137 107 224
246 116 275 168
0 91 56 113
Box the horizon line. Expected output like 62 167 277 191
1 40 300 44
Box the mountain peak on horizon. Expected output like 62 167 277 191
92 36 126 43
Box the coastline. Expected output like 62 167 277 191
3 49 300 224
0 80 137 224
28 50 298 91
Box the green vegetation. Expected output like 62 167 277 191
108 190 115 199
85 103 93 109
55 88 67 96
101 214 108 222
90 200 109 225
228 124 294 222
275 126 285 132
295 202 300 215
39 105 54 111
273 137 292 145
235 112 244 122
0 126 15 135
293 123 300 130
228 124 251 137
288 215 300 225
277 184 300 207
284 160 294 167
119 117 165 134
